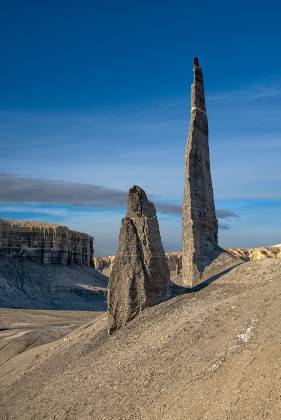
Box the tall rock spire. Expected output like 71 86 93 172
182 57 218 286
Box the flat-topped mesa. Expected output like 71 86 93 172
182 57 218 286
108 185 170 333
0 219 94 266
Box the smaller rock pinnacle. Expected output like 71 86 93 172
108 185 170 333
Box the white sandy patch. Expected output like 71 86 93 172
238 319 257 344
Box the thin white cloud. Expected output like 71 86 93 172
208 80 281 102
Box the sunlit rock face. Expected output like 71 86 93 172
108 186 170 334
93 256 115 276
182 58 218 286
228 245 281 261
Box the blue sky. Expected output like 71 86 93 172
0 1 280 255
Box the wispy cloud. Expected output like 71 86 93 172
208 80 281 102
0 173 238 221
0 173 127 208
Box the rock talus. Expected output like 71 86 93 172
108 186 170 333
182 58 219 286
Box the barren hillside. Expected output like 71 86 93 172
1 259 281 419
0 258 107 310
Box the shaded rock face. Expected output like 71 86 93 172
182 58 218 286
0 220 94 266
108 186 170 333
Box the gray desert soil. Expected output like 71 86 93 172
0 259 107 310
1 259 281 419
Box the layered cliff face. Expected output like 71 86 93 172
0 220 93 266
0 220 105 309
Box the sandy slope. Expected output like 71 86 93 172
0 309 99 371
0 258 108 310
1 259 281 419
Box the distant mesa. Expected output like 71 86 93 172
0 219 108 310
0 219 93 266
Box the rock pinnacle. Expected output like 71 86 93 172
108 186 170 333
182 58 218 286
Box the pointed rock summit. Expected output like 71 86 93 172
108 186 170 333
182 57 219 286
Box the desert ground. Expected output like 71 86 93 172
1 258 281 419
0 308 99 373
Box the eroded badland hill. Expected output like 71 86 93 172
1 259 281 419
